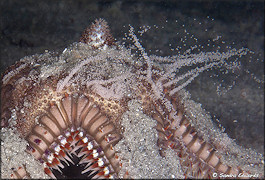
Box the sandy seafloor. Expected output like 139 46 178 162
0 0 264 178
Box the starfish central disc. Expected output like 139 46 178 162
25 93 122 178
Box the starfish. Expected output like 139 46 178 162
1 19 263 179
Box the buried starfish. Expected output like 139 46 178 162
1 19 264 179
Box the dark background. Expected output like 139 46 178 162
0 0 264 153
